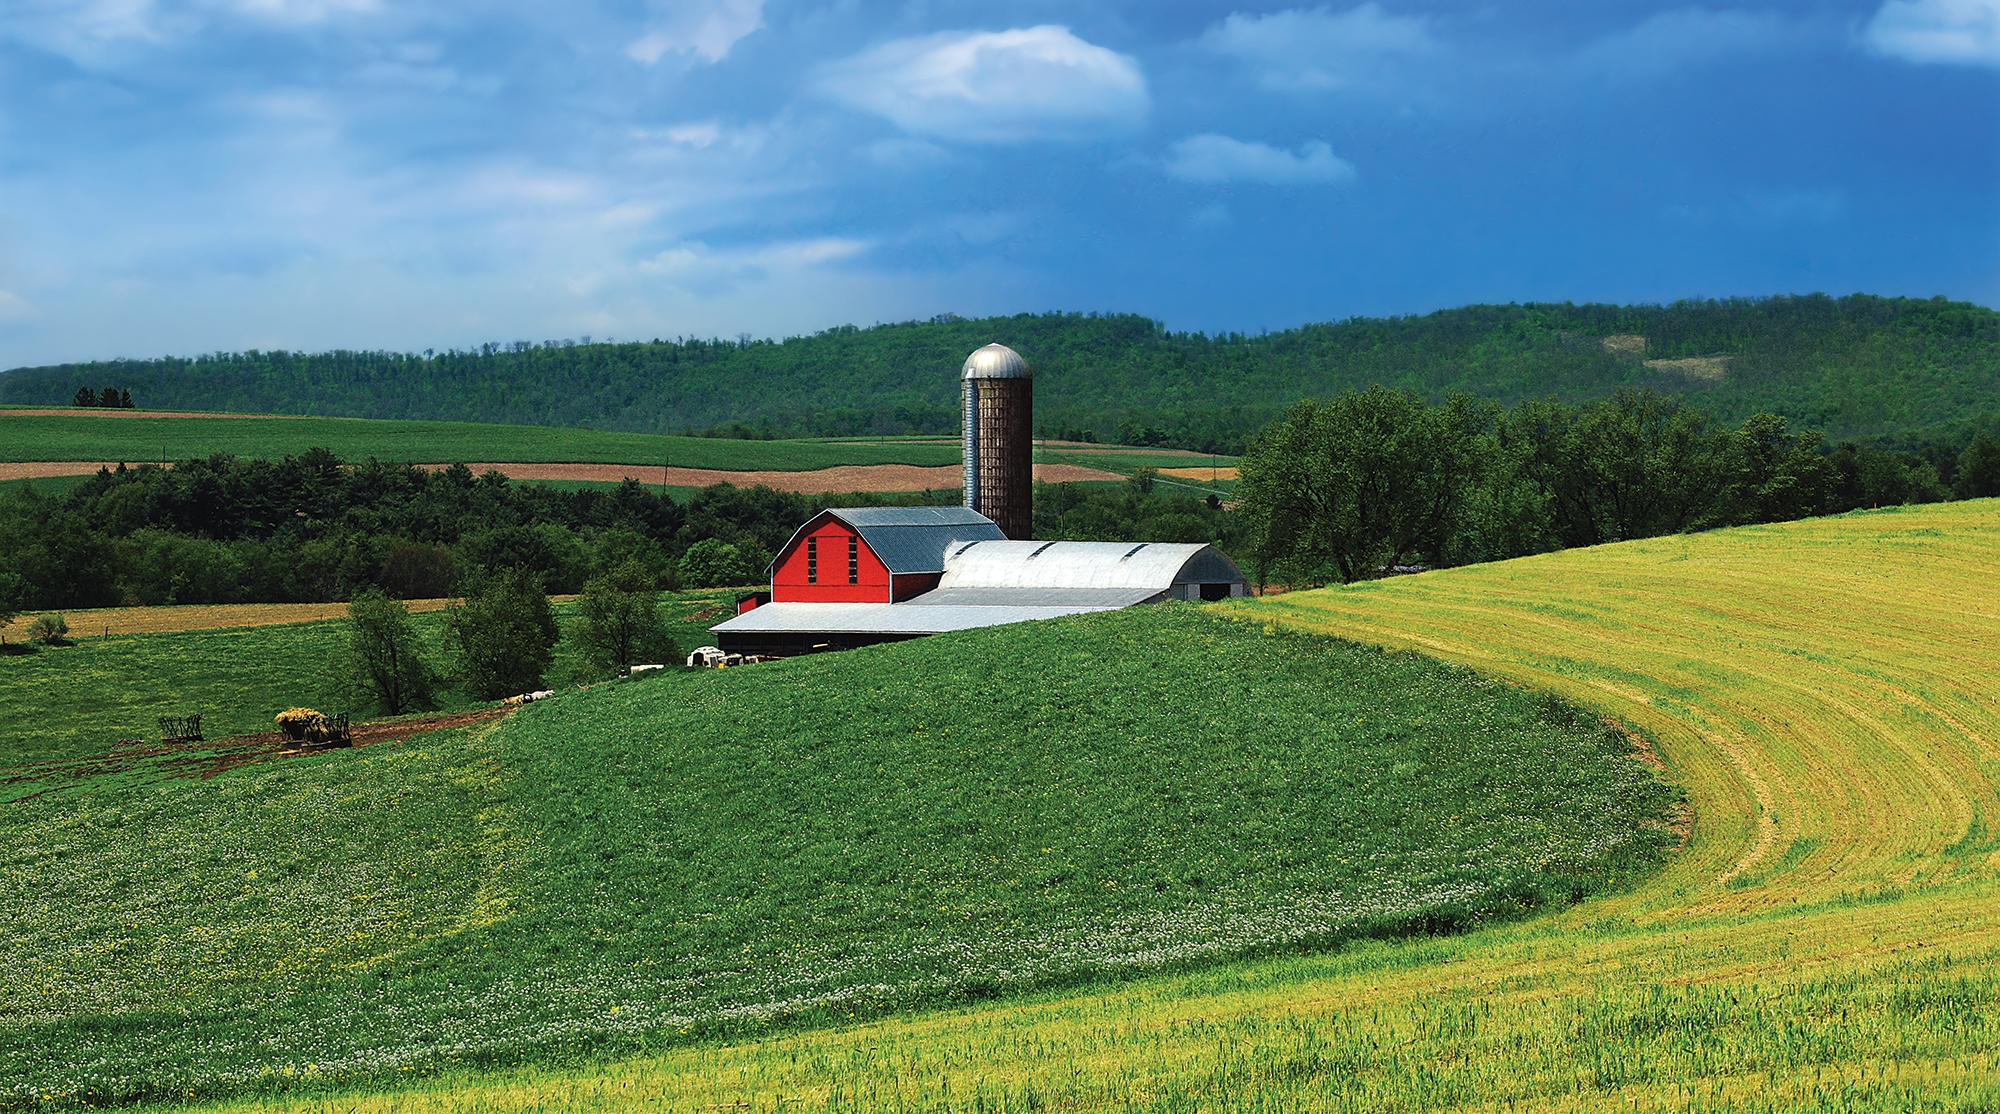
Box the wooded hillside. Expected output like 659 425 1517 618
4 293 1993 452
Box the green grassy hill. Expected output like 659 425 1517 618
4 294 1994 451
0 605 1675 1106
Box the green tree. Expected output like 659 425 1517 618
1235 387 1490 585
1717 412 1836 525
346 589 437 715
1958 435 2000 499
72 387 97 407
444 568 559 699
677 538 759 588
576 559 674 672
0 571 25 638
380 541 456 600
1502 390 1726 548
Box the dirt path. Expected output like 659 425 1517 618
1 706 513 797
0 462 145 480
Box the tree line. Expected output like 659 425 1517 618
72 386 136 408
340 561 675 716
1236 387 2000 586
0 451 940 616
5 294 1993 454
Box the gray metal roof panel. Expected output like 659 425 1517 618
837 507 1005 575
711 601 1118 636
833 505 996 528
765 507 1004 578
898 586 1162 609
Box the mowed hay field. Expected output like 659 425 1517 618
149 500 2000 1114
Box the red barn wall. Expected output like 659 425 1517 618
771 520 891 602
892 572 940 601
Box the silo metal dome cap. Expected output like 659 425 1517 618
962 343 1030 379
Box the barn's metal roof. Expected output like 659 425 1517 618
900 586 1163 609
936 541 1244 592
769 506 1005 576
961 343 1030 380
711 600 1117 636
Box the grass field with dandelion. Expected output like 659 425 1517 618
0 606 1674 1106
88 497 2000 1114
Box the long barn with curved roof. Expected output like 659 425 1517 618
709 506 1245 657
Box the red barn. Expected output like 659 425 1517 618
711 506 1247 658
768 506 1006 604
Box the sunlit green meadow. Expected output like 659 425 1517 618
115 500 2000 1113
2 605 1675 1107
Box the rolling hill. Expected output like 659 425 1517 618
111 496 2000 1113
4 293 1995 452
0 606 1674 1105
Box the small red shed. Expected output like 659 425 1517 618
768 507 1006 604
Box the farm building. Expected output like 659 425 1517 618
709 505 1246 657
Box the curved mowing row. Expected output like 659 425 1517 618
172 501 2000 1112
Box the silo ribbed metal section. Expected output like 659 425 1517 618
961 343 1033 540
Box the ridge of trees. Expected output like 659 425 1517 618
1237 387 2000 587
3 293 1993 453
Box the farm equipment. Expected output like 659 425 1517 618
275 708 354 747
157 714 203 744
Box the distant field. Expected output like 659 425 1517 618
148 499 2000 1113
0 598 458 641
0 411 960 470
0 412 1210 493
0 591 738 769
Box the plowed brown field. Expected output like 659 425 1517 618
0 599 455 639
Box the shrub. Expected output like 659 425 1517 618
575 560 676 673
27 613 68 645
677 538 759 588
344 590 438 715
445 568 559 699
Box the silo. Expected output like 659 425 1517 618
961 343 1033 540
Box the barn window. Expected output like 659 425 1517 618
807 536 817 584
848 535 859 584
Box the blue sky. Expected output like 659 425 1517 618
0 0 1995 366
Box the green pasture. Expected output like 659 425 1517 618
0 413 959 470
1035 445 1238 473
0 474 91 498
0 605 1674 1106
0 592 742 772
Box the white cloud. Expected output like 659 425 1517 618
1200 4 1437 92
814 25 1148 142
1163 135 1357 186
638 237 870 296
1866 0 2000 66
626 0 764 64
1576 8 1790 75
213 0 378 24
0 290 37 323
0 0 172 60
